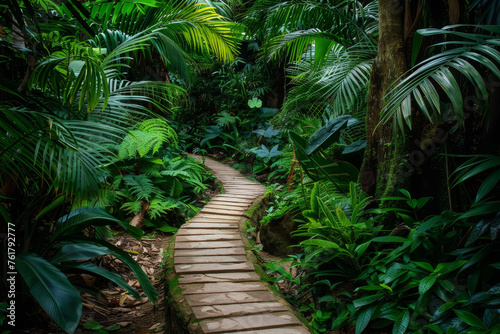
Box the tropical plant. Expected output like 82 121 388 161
381 26 500 132
289 116 360 193
1 0 240 332
4 205 157 334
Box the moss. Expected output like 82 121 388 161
245 203 260 218
376 134 409 201
244 219 252 230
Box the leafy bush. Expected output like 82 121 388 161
268 178 500 334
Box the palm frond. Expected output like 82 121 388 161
381 26 500 132
282 43 375 125
245 0 378 48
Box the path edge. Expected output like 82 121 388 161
164 156 310 333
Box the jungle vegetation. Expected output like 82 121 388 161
1 0 500 333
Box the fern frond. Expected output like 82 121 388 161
118 118 177 159
147 198 181 219
120 201 144 215
122 174 157 201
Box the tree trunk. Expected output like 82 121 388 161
130 200 150 229
360 0 409 199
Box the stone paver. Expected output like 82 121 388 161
175 248 246 257
178 272 260 284
173 156 310 334
205 202 252 208
181 282 268 295
200 208 247 215
175 234 241 242
182 222 240 229
175 255 248 264
199 312 303 333
191 302 288 319
221 326 311 334
174 240 245 249
175 262 254 274
176 228 238 236
185 291 278 306
194 214 243 221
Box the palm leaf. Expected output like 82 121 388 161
53 207 143 241
15 253 82 334
67 237 159 304
381 26 500 132
61 261 142 300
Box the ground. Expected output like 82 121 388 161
75 232 172 334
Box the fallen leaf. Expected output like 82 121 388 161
148 323 164 331
119 294 129 307
82 274 95 286
116 322 132 327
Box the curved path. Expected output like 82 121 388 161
174 156 310 333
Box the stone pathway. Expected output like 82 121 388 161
173 156 310 333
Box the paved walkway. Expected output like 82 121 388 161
174 155 310 333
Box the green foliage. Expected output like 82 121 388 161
290 130 359 193
452 154 500 203
12 206 158 334
122 175 157 202
382 26 500 132
1 0 230 332
271 177 500 334
15 253 82 333
119 119 177 159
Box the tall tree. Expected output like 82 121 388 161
360 0 408 198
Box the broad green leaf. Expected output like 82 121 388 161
446 328 458 334
393 309 410 334
476 168 500 202
84 321 104 330
69 237 158 304
36 196 71 220
51 244 115 264
16 253 82 333
415 291 432 315
355 306 374 334
54 207 143 241
355 241 371 260
156 225 178 233
466 218 491 247
439 302 458 313
483 309 500 328
435 261 467 275
491 262 500 269
248 97 262 108
414 261 434 272
419 275 437 294
426 324 443 334
61 262 141 300
371 236 408 243
342 140 366 155
353 293 383 308
331 310 350 329
439 279 456 293
453 309 488 329
305 115 351 155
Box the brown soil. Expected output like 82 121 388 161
75 232 172 334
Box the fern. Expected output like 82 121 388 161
161 156 210 193
122 174 157 201
147 198 181 220
118 118 177 159
142 163 162 178
120 201 143 215
215 111 240 127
